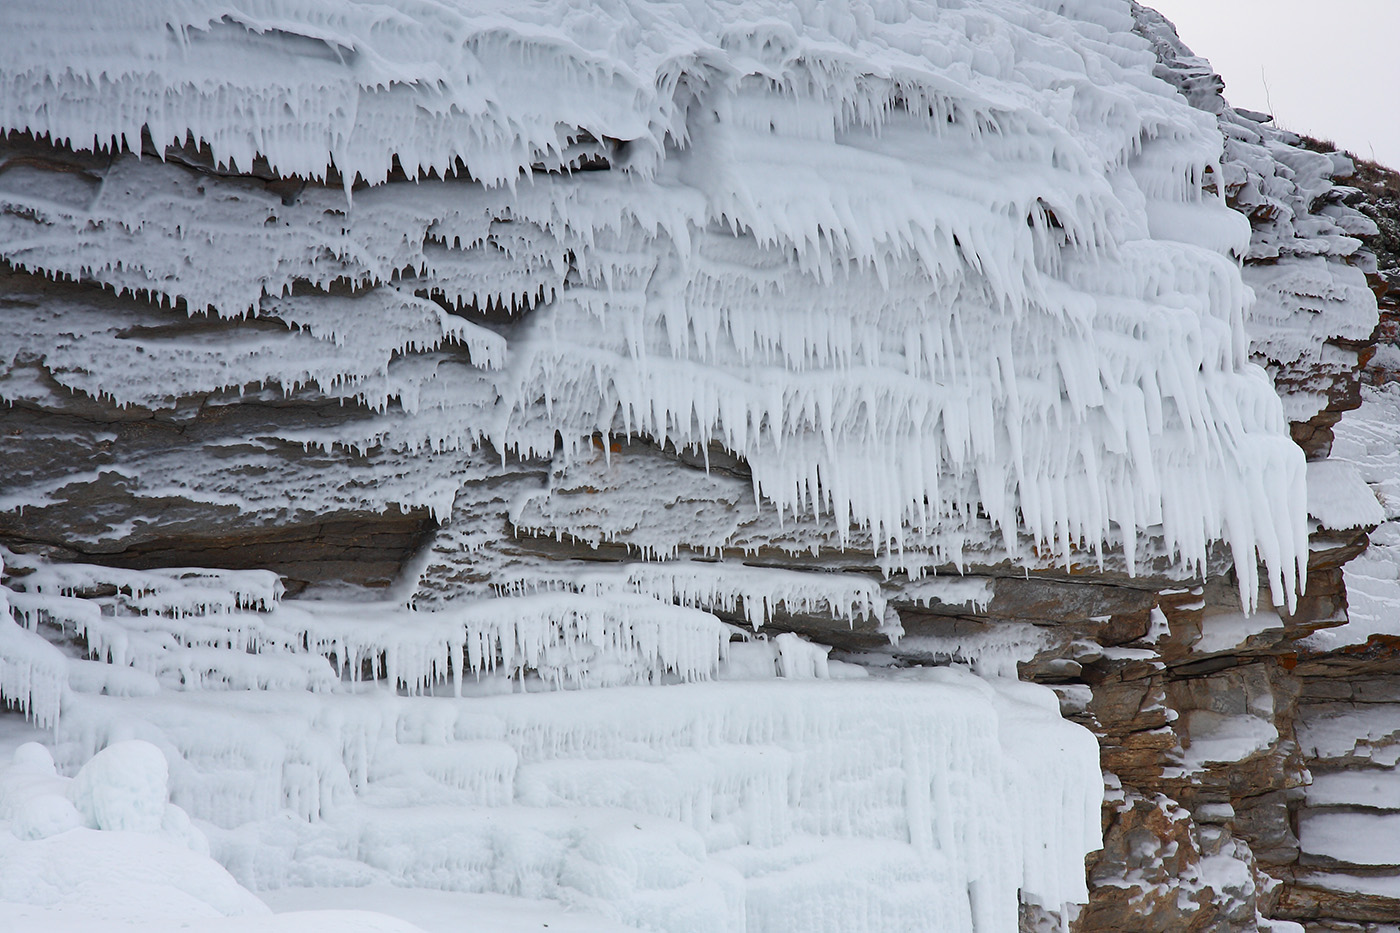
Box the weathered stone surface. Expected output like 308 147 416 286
1079 782 1269 933
1278 880 1400 927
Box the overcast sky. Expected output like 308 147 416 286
1146 0 1400 168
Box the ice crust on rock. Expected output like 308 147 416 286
0 555 68 729
0 0 1310 608
1134 4 1379 287
0 548 732 696
0 552 1102 933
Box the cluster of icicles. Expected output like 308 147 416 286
4 548 871 721
0 547 1102 933
0 0 1309 608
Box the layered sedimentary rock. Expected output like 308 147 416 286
0 1 1396 931
1037 9 1399 933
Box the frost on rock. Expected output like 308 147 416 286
1132 7 1380 406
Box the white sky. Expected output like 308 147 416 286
1146 0 1400 168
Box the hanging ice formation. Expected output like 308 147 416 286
0 547 1104 933
0 0 1318 930
0 0 1307 605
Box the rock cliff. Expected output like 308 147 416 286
0 1 1397 931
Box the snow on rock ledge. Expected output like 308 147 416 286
1305 459 1384 532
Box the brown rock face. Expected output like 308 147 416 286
1031 9 1400 933
0 264 441 592
0 380 437 593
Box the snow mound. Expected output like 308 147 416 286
69 740 170 834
